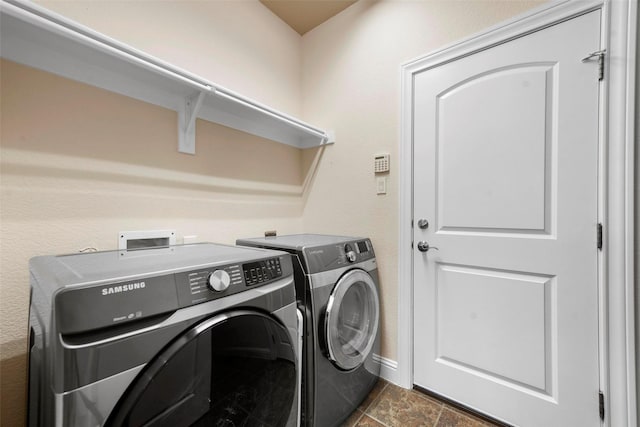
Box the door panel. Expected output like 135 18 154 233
435 264 553 393
437 64 554 232
413 10 601 427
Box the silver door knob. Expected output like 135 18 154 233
417 219 429 229
417 241 438 252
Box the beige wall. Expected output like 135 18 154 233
0 1 303 424
1 0 548 425
300 0 544 360
37 0 302 116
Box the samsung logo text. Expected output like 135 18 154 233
102 282 146 296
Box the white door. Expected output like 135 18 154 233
412 10 602 427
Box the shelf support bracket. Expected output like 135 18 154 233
323 130 336 145
178 90 209 154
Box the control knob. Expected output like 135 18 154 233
208 270 231 292
345 244 357 263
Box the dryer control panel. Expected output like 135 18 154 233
302 239 376 273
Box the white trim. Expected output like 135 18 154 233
398 0 636 424
397 50 414 389
602 0 637 426
401 0 601 74
373 354 400 385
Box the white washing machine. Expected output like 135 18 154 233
28 243 301 426
237 234 381 427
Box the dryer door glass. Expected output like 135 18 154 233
106 310 297 427
324 269 380 371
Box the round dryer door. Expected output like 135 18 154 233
106 310 297 427
324 269 380 371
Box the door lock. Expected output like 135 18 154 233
417 241 438 252
417 219 429 229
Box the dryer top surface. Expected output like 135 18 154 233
237 233 361 251
237 234 376 274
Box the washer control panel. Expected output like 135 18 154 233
48 245 293 335
184 265 243 299
243 258 282 286
175 255 288 307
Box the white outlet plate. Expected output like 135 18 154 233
376 177 387 195
183 235 198 244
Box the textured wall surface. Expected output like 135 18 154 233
0 1 302 424
36 0 302 116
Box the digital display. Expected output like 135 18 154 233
357 241 368 253
243 258 282 286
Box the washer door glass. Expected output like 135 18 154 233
324 269 380 371
106 310 296 427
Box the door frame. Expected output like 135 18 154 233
397 0 637 426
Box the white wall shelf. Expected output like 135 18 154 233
0 0 334 153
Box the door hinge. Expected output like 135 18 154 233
599 391 605 421
582 49 606 81
597 223 603 250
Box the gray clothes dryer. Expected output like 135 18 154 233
236 234 381 427
28 243 301 427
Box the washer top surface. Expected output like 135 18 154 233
30 243 294 336
30 242 283 290
237 234 361 251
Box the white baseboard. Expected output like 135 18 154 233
373 354 404 387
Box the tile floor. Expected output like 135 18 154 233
341 380 501 427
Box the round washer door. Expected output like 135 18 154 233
106 310 297 427
324 269 380 371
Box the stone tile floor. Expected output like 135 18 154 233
341 380 501 427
